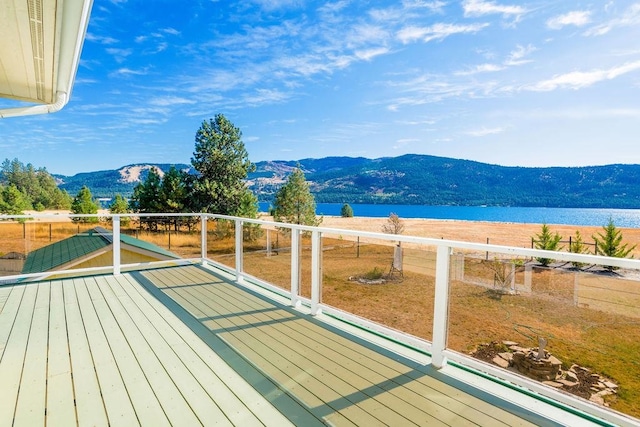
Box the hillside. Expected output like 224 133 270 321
55 164 192 198
54 155 640 208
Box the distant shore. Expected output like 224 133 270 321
17 210 640 256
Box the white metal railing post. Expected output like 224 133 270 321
235 219 244 283
311 230 322 316
113 216 121 275
290 228 300 307
200 214 207 265
431 244 452 368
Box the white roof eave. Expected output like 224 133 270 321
0 0 93 118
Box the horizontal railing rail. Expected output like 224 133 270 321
1 212 639 427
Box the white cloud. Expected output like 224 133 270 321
584 3 640 36
355 47 390 61
112 68 148 77
527 60 640 91
161 27 180 36
105 47 133 63
149 96 196 107
401 0 446 11
505 44 536 66
465 127 505 137
397 22 489 43
462 0 526 18
85 33 119 45
547 11 591 30
455 63 504 76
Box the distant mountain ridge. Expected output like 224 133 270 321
55 155 640 208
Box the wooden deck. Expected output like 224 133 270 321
0 264 572 426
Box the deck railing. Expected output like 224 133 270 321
1 212 639 426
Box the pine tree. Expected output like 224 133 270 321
568 230 589 268
533 224 562 266
593 218 636 271
190 114 256 215
109 194 131 226
341 203 354 218
273 167 321 227
71 186 99 223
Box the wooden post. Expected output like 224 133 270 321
49 223 52 241
357 236 360 258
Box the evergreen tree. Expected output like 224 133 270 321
341 203 354 217
0 158 71 210
593 218 636 271
238 190 262 241
190 114 256 215
273 167 321 227
71 186 99 223
160 166 187 213
0 184 30 215
109 194 131 226
130 168 163 213
568 230 589 268
533 224 563 266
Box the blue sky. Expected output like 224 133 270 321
2 0 640 176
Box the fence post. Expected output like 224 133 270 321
113 216 121 275
290 229 301 307
432 244 452 369
311 230 322 316
235 219 243 284
200 214 207 265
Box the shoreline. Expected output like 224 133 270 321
14 210 640 256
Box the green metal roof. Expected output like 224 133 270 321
22 228 179 274
120 233 180 259
22 231 109 274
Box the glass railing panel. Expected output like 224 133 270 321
120 215 201 268
320 232 436 342
0 218 113 278
242 224 292 292
206 217 236 270
448 251 640 417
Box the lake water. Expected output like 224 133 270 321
258 203 640 228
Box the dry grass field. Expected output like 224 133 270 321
1 215 639 416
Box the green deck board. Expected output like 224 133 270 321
181 279 447 426
84 276 172 427
0 284 37 426
174 267 467 424
14 283 50 427
91 275 226 427
136 269 325 427
147 267 438 426
63 279 110 427
45 281 77 427
110 275 285 426
145 265 547 427
153 275 368 426
75 277 140 426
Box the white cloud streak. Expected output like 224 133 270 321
462 0 526 18
527 60 640 91
397 22 489 43
547 11 591 29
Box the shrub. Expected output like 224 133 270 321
340 203 354 217
533 224 562 266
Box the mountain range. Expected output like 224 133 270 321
54 154 640 208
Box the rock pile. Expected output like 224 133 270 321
474 340 619 407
